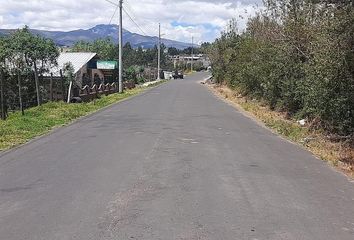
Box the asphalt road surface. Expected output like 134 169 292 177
0 72 353 240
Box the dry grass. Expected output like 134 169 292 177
208 83 354 177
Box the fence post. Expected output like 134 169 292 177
0 69 5 120
33 61 41 106
18 71 24 115
60 69 65 102
50 73 53 101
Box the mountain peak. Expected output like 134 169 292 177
89 24 128 34
0 24 192 49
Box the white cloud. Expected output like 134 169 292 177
0 0 262 43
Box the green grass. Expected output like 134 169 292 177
266 119 307 142
215 86 309 143
0 87 152 151
240 102 308 142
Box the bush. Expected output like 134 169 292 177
209 1 354 135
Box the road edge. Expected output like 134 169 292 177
202 82 354 181
0 81 169 158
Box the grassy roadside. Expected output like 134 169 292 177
207 84 354 177
0 82 165 151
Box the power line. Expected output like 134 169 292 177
122 7 147 36
123 0 158 36
105 0 160 38
123 0 137 17
109 5 119 25
104 0 118 7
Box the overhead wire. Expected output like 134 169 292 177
109 5 119 25
123 2 163 49
104 0 119 25
124 0 158 37
104 0 164 48
103 0 118 7
104 0 151 36
122 7 147 36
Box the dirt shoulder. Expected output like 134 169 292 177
204 82 354 178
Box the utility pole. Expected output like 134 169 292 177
157 23 161 80
191 36 194 72
118 0 123 93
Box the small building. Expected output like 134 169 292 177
55 52 103 87
50 52 118 87
170 54 210 69
44 52 118 101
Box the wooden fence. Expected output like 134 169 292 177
77 83 118 102
74 81 135 102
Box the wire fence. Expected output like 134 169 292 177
1 77 128 118
1 69 156 119
1 77 67 116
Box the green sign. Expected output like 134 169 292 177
97 61 118 70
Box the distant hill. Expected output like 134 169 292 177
0 24 195 49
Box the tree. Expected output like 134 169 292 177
9 27 59 106
30 35 59 106
93 38 116 59
168 47 180 56
72 38 115 60
200 42 211 54
71 40 91 52
124 66 137 83
0 27 59 116
209 1 354 135
7 28 31 114
122 42 136 67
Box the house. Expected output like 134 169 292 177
170 54 210 69
44 52 118 101
49 52 118 85
50 52 105 87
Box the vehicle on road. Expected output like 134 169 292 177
173 70 184 79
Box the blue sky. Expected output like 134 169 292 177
0 0 263 43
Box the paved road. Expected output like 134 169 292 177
0 72 353 240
